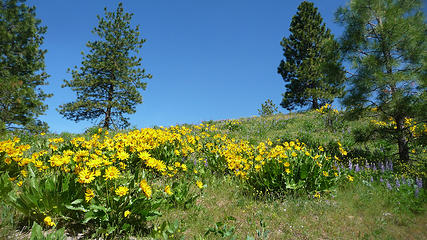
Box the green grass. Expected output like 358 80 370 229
146 175 426 240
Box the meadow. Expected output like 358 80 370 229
0 107 426 239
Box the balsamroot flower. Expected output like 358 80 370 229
44 216 56 227
164 185 173 195
196 180 204 189
104 166 120 180
115 186 129 197
85 188 95 202
139 179 152 198
124 210 131 218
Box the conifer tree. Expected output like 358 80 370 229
278 1 344 111
336 0 427 163
59 2 151 129
0 0 51 133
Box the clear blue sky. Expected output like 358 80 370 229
27 0 348 133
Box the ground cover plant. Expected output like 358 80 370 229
1 108 426 239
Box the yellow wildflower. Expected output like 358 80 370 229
139 179 152 198
43 216 56 227
314 192 320 198
164 185 173 195
124 210 131 218
78 167 95 184
119 162 127 170
85 188 95 202
117 151 129 161
104 166 120 180
196 180 204 189
20 169 28 178
115 186 129 197
138 151 151 160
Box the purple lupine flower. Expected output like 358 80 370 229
401 177 406 185
365 162 370 170
372 164 377 171
349 161 353 171
386 181 392 190
415 187 420 197
193 159 197 166
370 176 374 182
416 177 423 189
204 159 208 167
395 179 400 188
380 163 385 173
355 164 360 172
386 160 393 171
380 177 384 183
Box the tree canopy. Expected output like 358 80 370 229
58 2 151 130
278 1 344 111
337 0 427 163
0 0 51 133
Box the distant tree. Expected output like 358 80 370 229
336 0 427 163
278 1 344 111
0 0 51 133
58 2 151 130
258 99 278 117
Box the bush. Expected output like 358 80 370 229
258 99 278 117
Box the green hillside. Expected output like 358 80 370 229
1 110 426 239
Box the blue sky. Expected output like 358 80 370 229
27 0 349 133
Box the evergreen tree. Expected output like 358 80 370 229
0 0 51 133
59 3 151 130
336 0 427 163
278 1 344 111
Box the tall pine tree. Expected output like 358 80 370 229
0 0 51 133
337 0 427 163
278 1 344 111
59 3 151 129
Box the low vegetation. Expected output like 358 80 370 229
1 108 426 239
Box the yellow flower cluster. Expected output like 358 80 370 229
316 103 339 114
371 117 427 138
0 121 349 207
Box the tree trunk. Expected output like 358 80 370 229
103 84 114 129
312 98 319 109
395 116 410 163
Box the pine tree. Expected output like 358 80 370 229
336 0 427 163
0 0 51 133
278 1 344 111
59 3 151 130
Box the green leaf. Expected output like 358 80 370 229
71 199 83 205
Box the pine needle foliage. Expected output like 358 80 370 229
336 0 427 163
0 0 51 133
59 2 151 130
278 1 344 111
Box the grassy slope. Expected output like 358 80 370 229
1 111 426 239
147 112 427 240
150 175 427 240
